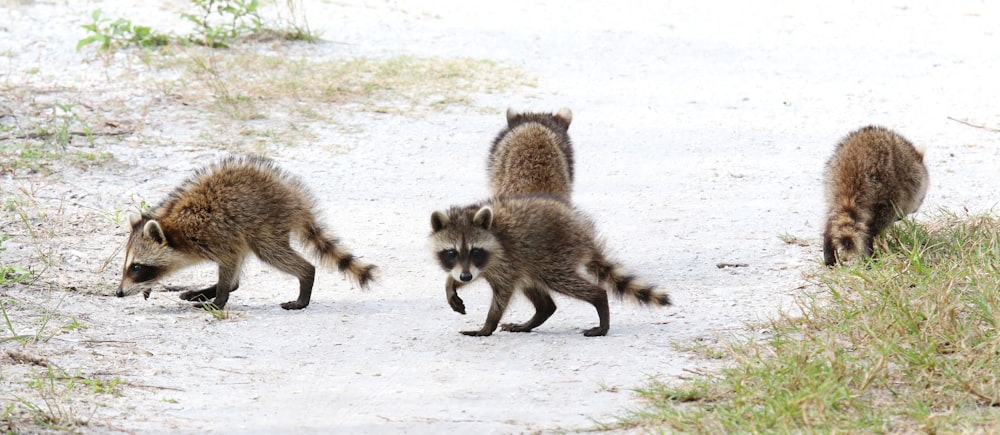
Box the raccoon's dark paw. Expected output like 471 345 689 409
460 329 493 337
448 294 466 314
179 290 206 301
583 326 609 337
280 300 309 310
500 323 533 333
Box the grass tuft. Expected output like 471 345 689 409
615 211 1000 433
174 52 534 120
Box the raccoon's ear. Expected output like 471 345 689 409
914 144 927 160
473 206 494 230
431 211 450 233
505 107 519 126
555 107 573 128
127 212 142 228
142 220 167 245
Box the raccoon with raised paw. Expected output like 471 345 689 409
487 107 574 199
429 195 670 337
823 125 929 266
117 155 376 310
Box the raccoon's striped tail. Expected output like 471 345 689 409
823 200 870 266
587 256 671 306
304 223 377 289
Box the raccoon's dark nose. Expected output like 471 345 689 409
460 272 473 282
115 287 125 297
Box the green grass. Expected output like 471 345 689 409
0 236 33 286
615 211 1000 433
78 0 319 52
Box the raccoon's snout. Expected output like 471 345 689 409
115 287 125 297
460 272 473 282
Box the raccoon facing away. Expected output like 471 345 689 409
487 107 574 200
823 125 929 266
117 155 376 310
428 195 670 337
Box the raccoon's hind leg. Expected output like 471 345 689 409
863 204 898 260
501 288 556 333
547 275 610 337
253 241 316 310
823 224 838 266
463 280 515 337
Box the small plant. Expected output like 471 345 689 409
0 236 33 285
182 0 264 48
1 298 34 344
20 367 88 431
202 302 230 320
77 1 320 54
79 376 123 395
60 316 87 332
77 9 171 52
2 402 18 433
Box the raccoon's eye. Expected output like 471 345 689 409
469 248 489 267
127 263 159 282
438 249 459 267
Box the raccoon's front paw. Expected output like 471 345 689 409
179 290 211 302
500 323 533 333
583 326 609 337
448 294 466 314
460 329 493 337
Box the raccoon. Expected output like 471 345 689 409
487 107 574 199
822 125 929 266
428 195 670 337
117 155 376 310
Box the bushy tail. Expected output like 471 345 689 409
587 255 670 306
823 200 869 266
304 223 377 289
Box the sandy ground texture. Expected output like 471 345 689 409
2 0 999 433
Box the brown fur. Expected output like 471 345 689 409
487 108 574 200
823 125 929 266
429 195 670 337
117 155 376 310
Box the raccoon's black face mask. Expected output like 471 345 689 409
437 246 490 282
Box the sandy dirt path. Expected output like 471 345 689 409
2 1 998 433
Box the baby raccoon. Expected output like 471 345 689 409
118 155 376 310
487 107 574 199
429 195 670 337
823 125 929 265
